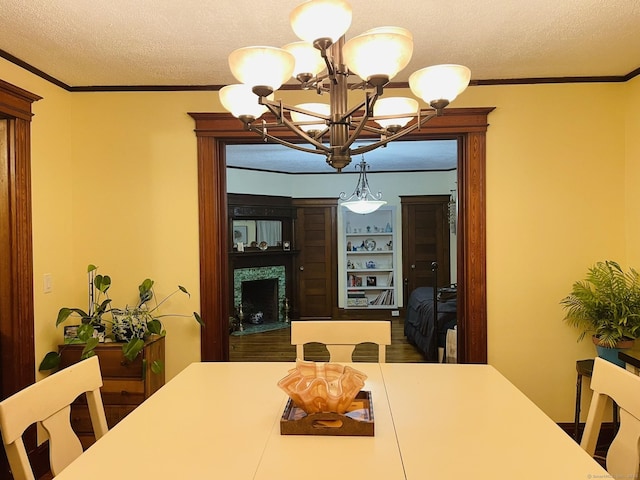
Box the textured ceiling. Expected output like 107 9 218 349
1 0 638 172
1 0 639 87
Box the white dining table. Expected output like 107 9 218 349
54 362 608 479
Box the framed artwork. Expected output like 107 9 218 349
233 226 248 245
366 276 377 287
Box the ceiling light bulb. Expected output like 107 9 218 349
343 27 413 82
409 64 471 106
290 103 330 132
373 97 419 130
290 0 352 45
283 42 326 80
228 46 295 93
219 84 270 120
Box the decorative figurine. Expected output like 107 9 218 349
237 303 244 332
283 297 290 323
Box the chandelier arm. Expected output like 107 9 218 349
334 91 379 154
259 100 329 149
332 96 370 125
350 111 439 156
246 124 331 156
278 114 332 152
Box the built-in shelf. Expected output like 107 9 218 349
342 206 397 309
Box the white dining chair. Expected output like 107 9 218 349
291 320 391 363
0 356 108 480
580 357 640 478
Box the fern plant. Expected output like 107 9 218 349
561 260 640 347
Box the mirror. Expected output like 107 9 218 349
232 220 282 247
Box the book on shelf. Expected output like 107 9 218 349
347 290 366 298
370 289 394 306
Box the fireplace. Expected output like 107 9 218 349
234 266 286 323
241 278 278 323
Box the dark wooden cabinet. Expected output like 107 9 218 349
58 335 165 447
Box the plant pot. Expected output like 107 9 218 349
592 336 634 367
111 308 149 342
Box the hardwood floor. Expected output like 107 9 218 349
229 318 427 363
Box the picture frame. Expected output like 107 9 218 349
233 226 248 246
366 276 377 287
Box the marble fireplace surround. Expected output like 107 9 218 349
233 266 286 323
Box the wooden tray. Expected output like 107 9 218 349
280 390 374 436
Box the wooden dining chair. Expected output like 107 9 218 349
291 320 391 363
580 357 640 478
0 355 108 480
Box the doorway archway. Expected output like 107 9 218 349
190 107 493 363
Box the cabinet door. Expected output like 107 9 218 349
401 196 451 303
293 199 337 319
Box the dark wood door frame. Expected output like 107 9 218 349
189 107 493 363
0 79 40 476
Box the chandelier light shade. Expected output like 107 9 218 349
290 103 331 133
283 41 326 80
340 159 387 214
219 84 271 120
290 0 353 44
373 97 419 131
220 0 471 172
409 64 472 107
228 46 295 93
343 27 413 83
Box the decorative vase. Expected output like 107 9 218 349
111 308 150 342
592 336 634 367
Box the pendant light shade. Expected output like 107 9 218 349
290 103 330 132
219 84 270 120
373 97 419 130
228 46 295 93
342 199 387 215
343 27 413 82
339 159 387 214
409 64 471 105
290 0 352 44
283 41 326 79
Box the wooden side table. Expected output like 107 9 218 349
58 335 165 447
618 350 640 375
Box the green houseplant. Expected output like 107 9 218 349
39 264 203 373
561 260 640 358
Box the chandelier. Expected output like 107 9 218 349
339 158 386 214
219 0 471 172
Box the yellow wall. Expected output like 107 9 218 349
2 55 638 421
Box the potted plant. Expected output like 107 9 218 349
561 260 640 365
39 264 203 373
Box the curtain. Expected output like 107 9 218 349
256 221 282 246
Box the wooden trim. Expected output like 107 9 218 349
190 108 493 363
0 81 39 477
0 79 42 120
